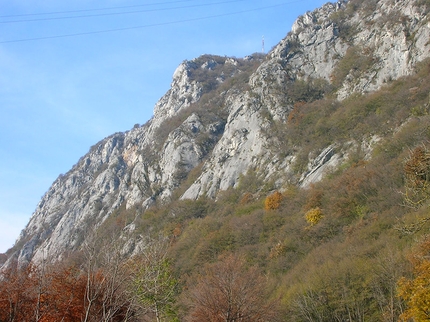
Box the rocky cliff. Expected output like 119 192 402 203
6 0 430 266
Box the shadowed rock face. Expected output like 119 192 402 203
6 0 430 266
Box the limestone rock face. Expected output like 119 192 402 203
182 92 267 199
6 0 430 266
151 61 202 130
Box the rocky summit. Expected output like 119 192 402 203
4 0 430 268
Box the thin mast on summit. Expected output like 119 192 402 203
262 36 265 54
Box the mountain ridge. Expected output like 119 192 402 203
4 0 430 270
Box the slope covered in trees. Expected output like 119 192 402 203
3 56 430 321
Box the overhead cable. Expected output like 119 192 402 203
0 0 305 44
0 0 247 23
0 0 197 18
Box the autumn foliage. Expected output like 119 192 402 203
304 207 324 226
3 53 430 322
185 254 279 322
0 261 133 322
0 236 179 322
0 263 83 322
404 145 430 207
264 191 283 211
398 235 430 321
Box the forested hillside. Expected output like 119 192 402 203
2 0 430 321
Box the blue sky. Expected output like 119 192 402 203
0 0 329 253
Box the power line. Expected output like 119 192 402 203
0 0 247 24
0 0 305 44
0 0 197 18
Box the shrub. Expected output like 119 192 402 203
331 46 375 88
287 78 331 103
305 207 324 226
264 191 283 211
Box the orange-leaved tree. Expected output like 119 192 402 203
264 191 283 211
0 262 38 321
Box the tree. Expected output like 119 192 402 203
0 261 74 322
398 235 430 321
185 254 279 322
0 247 143 322
0 261 38 322
404 145 430 208
128 236 179 322
371 251 406 322
39 264 87 322
304 207 324 226
80 229 137 322
265 191 283 211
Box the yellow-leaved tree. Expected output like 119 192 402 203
398 235 430 321
304 207 324 226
